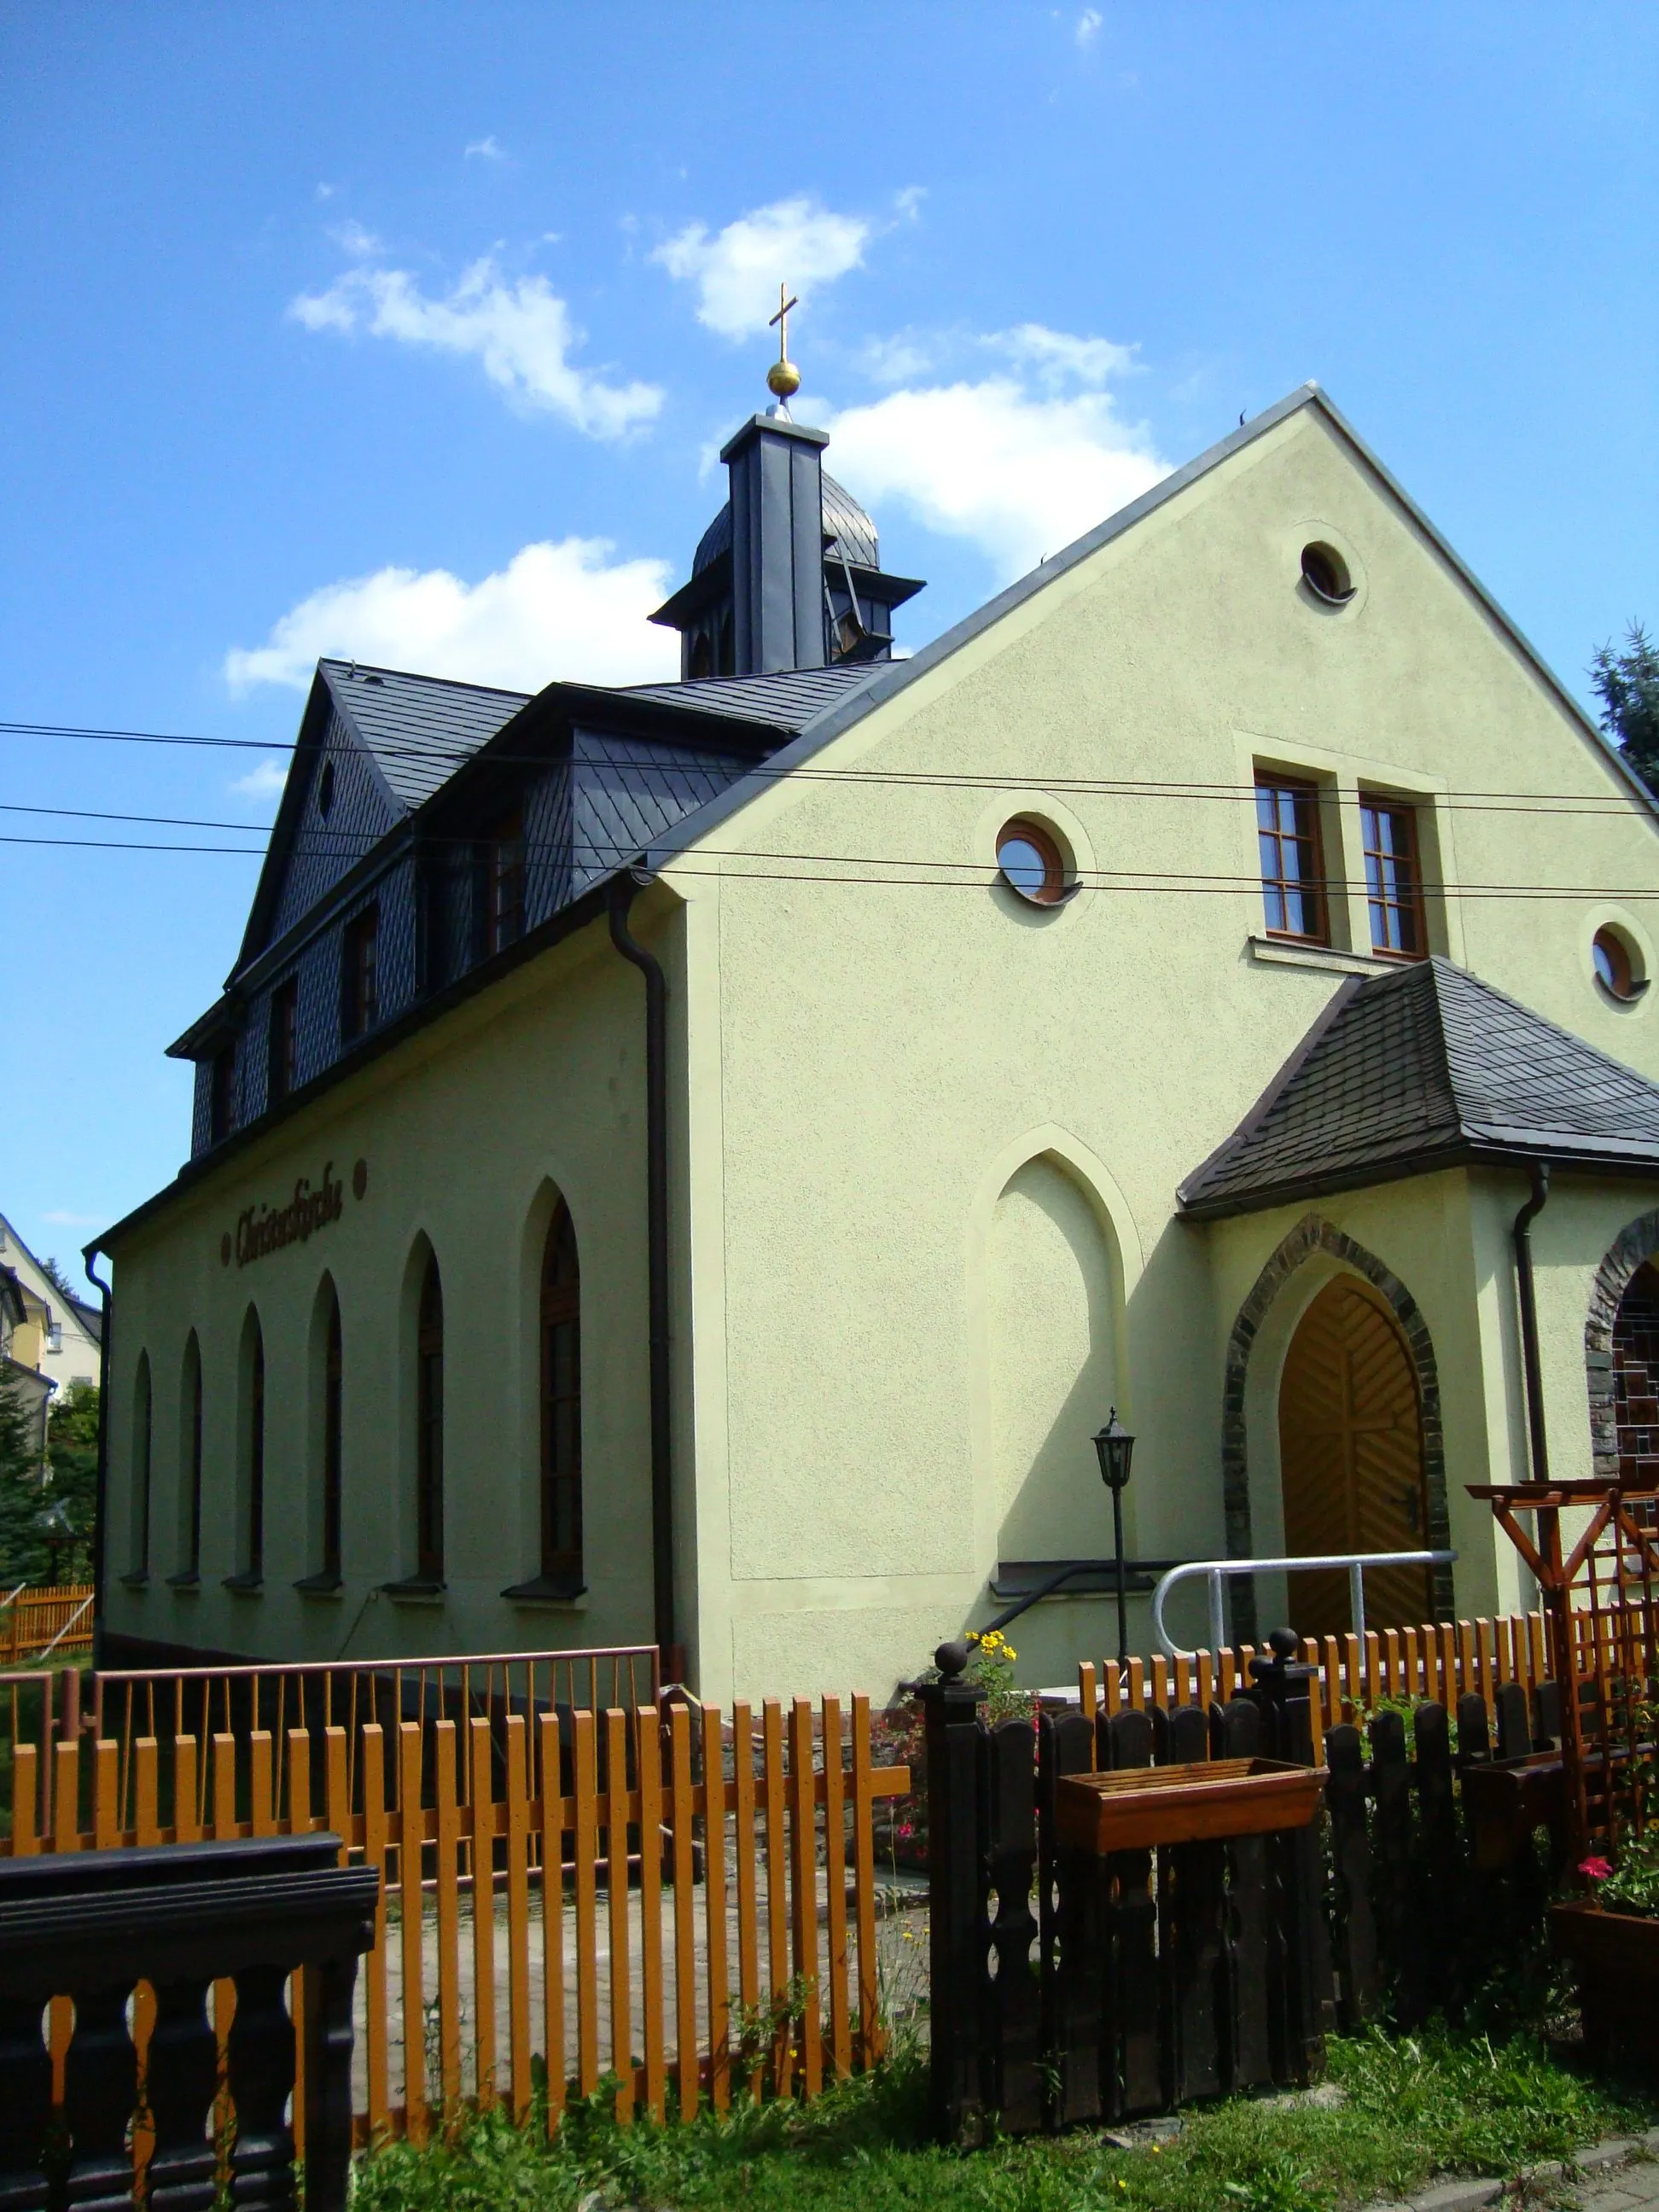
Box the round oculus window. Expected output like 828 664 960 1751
1301 541 1356 605
317 760 336 818
996 818 1068 905
1593 925 1644 1001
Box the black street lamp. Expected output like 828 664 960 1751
1093 1409 1136 1667
37 1499 75 1588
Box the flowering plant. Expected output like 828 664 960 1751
1578 1837 1659 1918
964 1627 1034 1724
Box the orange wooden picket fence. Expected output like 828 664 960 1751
0 1583 93 1666
0 1682 911 2149
1074 1605 1559 1761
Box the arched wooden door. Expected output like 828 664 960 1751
1278 1274 1431 1639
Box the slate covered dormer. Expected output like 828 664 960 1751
167 399 917 1163
171 657 873 1158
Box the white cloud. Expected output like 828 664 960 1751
224 539 679 696
289 258 662 438
859 330 940 384
993 323 1136 388
42 1211 101 1228
1076 9 1103 44
465 135 507 161
816 370 1167 581
230 759 290 804
655 196 870 341
327 218 383 258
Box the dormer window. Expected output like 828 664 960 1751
267 980 299 1106
341 905 381 1040
483 806 525 954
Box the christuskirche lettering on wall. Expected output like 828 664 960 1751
219 1157 368 1267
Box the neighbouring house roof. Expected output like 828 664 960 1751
1179 958 1659 1220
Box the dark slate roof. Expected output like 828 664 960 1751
619 664 876 727
692 472 878 576
1179 958 1659 1219
822 474 879 568
322 661 532 811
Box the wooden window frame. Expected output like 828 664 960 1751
341 905 381 1042
482 806 526 957
1254 775 1330 945
1359 795 1428 960
268 979 299 1105
416 1259 445 1583
996 818 1069 906
539 1202 583 1589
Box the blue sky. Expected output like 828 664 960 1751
3 4 1656 1293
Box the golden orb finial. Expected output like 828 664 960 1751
766 282 800 402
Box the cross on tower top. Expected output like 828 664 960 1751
765 282 801 401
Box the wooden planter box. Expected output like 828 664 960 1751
1055 1756 1328 1854
1551 1899 1659 2064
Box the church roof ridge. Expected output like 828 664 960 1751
638 381 1656 873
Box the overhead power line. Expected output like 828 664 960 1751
3 825 1657 905
0 716 1651 818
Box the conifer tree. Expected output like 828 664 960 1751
1592 622 1659 793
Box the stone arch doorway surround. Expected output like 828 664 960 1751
1222 1213 1452 1637
1586 1207 1659 1481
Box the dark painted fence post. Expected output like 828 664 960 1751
985 1714 1042 2133
915 1642 988 2144
1249 1628 1331 2082
1042 1705 1103 2128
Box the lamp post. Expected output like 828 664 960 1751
37 1499 75 1589
1093 1409 1135 1668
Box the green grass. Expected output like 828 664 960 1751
350 2028 1654 2212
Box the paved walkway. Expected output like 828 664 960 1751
1374 2130 1659 2212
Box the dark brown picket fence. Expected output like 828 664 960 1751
919 1636 1569 2142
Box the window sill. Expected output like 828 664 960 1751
119 1571 149 1592
294 1573 344 1600
502 1576 589 1610
380 1577 445 1606
222 1573 264 1597
166 1571 201 1593
1248 935 1408 979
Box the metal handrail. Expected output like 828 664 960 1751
1151 1549 1457 1661
32 1591 94 1664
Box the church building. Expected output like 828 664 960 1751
93 368 1659 1699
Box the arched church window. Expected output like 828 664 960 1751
416 1255 445 1582
690 631 713 680
130 1353 152 1580
540 1203 582 1590
178 1333 202 1581
323 1288 343 1580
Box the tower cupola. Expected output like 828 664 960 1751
649 300 924 680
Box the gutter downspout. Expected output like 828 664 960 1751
82 1243 114 1668
1512 1162 1551 1484
608 871 677 1673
